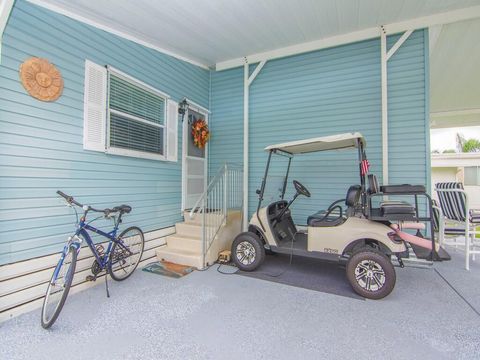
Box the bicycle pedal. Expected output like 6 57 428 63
86 275 97 282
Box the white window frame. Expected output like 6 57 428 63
464 166 480 186
106 66 171 161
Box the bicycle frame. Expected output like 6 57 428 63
53 214 130 280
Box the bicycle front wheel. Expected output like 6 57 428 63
108 226 144 281
41 245 77 329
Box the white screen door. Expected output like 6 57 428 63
182 107 208 210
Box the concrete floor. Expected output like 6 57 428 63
1 247 480 360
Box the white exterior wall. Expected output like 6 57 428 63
432 154 480 209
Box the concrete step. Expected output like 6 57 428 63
156 247 203 269
175 222 215 238
183 211 224 225
166 234 202 253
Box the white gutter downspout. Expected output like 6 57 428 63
0 0 14 64
243 58 267 230
380 26 414 185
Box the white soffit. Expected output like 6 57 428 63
430 17 480 129
27 0 480 69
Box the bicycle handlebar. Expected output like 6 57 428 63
57 190 82 207
56 190 115 214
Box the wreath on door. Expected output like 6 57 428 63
191 118 210 149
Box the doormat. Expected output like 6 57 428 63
236 254 364 300
142 261 195 278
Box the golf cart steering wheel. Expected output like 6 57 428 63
293 180 311 198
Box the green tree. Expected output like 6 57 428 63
462 139 480 153
443 149 456 154
454 132 480 153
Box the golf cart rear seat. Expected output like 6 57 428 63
368 174 424 220
307 185 361 227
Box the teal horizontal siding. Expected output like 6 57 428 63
209 67 244 172
387 31 429 188
0 0 210 264
210 30 428 225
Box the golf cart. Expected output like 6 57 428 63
231 132 450 299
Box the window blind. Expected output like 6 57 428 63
109 74 165 155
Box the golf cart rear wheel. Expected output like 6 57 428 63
231 232 265 271
346 249 396 300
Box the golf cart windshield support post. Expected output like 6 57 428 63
357 139 367 213
281 157 292 200
256 150 273 231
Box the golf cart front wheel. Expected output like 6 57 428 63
231 232 265 271
346 249 396 300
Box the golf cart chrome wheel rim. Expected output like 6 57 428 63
236 241 256 266
354 260 386 292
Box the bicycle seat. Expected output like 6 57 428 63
111 205 132 214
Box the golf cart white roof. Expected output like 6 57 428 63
264 132 365 154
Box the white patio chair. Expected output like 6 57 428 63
435 182 480 270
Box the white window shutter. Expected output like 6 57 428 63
166 99 179 162
83 60 107 152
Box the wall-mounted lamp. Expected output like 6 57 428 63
178 98 189 123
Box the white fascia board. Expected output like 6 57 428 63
0 0 15 62
385 5 480 34
216 5 480 71
216 27 380 71
431 109 480 118
432 153 480 168
26 0 210 70
0 0 14 32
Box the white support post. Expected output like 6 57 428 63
0 0 14 63
380 26 414 185
386 30 413 60
243 59 267 231
380 26 389 185
248 60 266 86
243 58 249 231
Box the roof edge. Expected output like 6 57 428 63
26 0 211 70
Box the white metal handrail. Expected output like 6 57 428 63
189 163 243 268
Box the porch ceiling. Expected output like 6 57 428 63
28 0 480 68
430 18 480 129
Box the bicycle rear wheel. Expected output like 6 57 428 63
108 226 144 281
41 245 77 329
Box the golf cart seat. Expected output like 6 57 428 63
307 185 361 227
368 174 418 219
